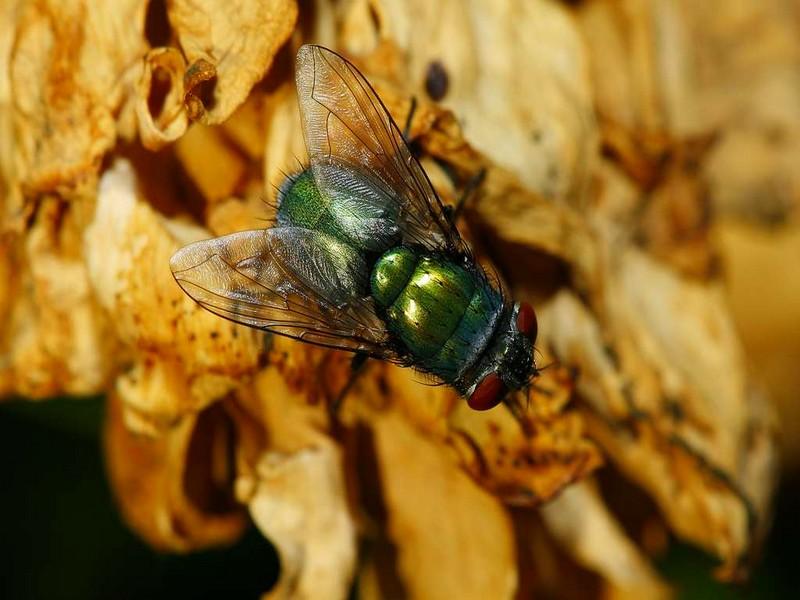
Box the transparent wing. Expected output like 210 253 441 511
170 227 396 358
295 44 467 254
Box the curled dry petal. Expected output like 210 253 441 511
343 0 597 201
447 366 603 506
540 482 670 599
0 197 116 397
168 0 298 124
105 392 248 552
542 267 777 578
370 411 518 600
136 48 189 151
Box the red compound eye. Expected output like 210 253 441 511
468 372 506 411
516 302 538 342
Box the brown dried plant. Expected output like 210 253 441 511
3 0 797 598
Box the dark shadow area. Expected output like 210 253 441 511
0 398 279 600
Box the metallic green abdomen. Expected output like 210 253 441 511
371 248 502 382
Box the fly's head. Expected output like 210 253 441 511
466 302 538 411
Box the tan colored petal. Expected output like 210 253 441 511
6 0 148 198
136 47 189 150
371 410 518 600
168 0 298 124
0 0 24 228
540 481 670 599
85 160 263 432
543 269 778 578
342 0 597 201
105 391 248 552
447 362 602 506
174 123 248 203
247 366 356 600
1 197 116 397
717 221 800 468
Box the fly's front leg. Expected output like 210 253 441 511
504 393 533 437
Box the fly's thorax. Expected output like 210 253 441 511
277 165 400 253
276 169 332 230
305 231 370 304
371 248 504 383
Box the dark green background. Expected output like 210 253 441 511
0 397 794 599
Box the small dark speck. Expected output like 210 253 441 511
425 60 449 101
376 373 389 395
531 129 542 143
665 399 684 421
210 331 219 339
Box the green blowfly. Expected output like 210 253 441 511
170 45 539 411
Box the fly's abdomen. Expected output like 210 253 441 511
371 248 502 382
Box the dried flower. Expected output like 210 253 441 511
2 0 794 597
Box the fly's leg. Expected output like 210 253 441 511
504 393 534 436
401 95 485 222
530 382 555 397
444 168 486 223
330 352 370 417
402 96 418 141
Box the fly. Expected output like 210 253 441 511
170 45 539 412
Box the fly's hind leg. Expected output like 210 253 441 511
400 95 485 223
330 351 370 417
445 168 486 223
402 96 418 142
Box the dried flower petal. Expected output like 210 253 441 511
371 411 518 600
5 0 148 200
247 367 356 600
105 392 248 551
85 160 263 432
168 0 298 124
345 0 596 200
543 271 777 578
540 482 670 599
1 197 115 397
136 47 189 150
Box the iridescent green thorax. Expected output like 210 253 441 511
277 170 350 244
371 247 503 384
277 166 400 253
